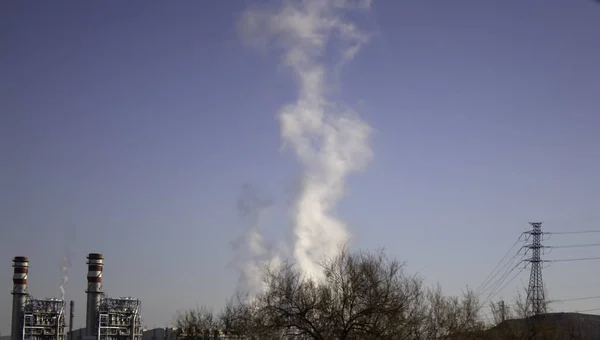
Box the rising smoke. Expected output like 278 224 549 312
59 248 72 301
59 228 76 300
240 0 373 280
232 184 282 296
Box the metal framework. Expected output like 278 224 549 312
22 298 66 340
525 222 547 317
97 297 143 340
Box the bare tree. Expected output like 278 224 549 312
219 293 281 339
418 284 485 340
224 247 487 340
512 290 528 320
173 305 219 339
489 300 515 326
219 295 249 337
173 247 597 339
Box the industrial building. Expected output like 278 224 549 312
84 253 143 340
10 256 68 340
9 254 142 340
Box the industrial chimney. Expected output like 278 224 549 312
85 253 104 336
69 300 75 340
11 256 29 340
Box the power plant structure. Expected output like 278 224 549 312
9 254 143 340
10 256 67 340
85 253 143 340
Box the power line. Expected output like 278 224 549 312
479 224 600 319
483 264 527 307
546 230 600 235
478 227 537 309
547 256 600 263
475 232 527 293
478 250 527 301
548 243 600 249
475 234 526 295
577 308 600 313
552 295 600 303
480 255 528 307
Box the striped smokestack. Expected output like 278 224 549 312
85 253 104 336
11 256 29 340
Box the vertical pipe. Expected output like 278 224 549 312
57 303 63 340
85 254 104 337
69 301 74 340
11 256 29 340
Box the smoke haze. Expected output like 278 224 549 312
240 0 373 280
59 227 76 301
233 184 281 296
59 248 72 301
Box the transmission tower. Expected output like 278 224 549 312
525 222 547 317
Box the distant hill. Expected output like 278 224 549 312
472 312 600 340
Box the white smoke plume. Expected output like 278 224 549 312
240 0 374 280
232 184 282 296
59 248 72 301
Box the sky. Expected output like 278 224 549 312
1 0 600 333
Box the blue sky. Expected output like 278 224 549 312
1 0 600 332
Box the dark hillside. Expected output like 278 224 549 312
469 312 600 340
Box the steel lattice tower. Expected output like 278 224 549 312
525 222 547 317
